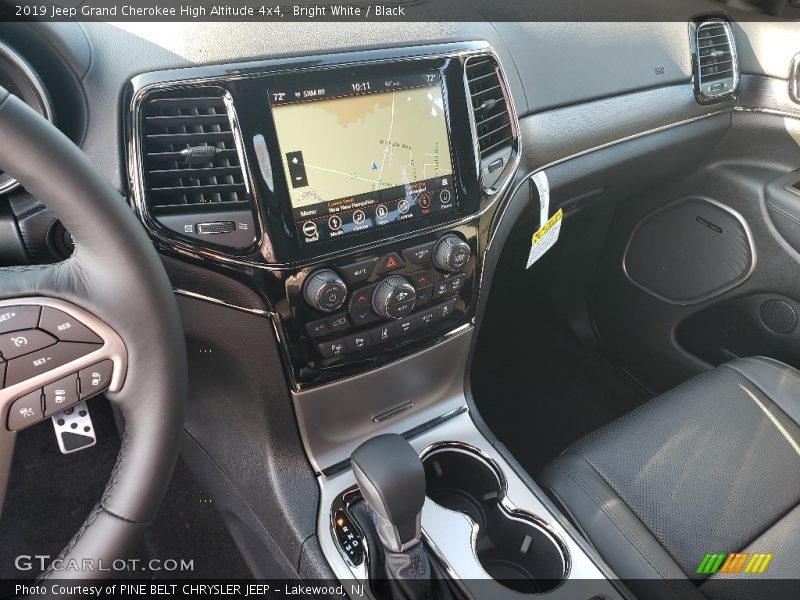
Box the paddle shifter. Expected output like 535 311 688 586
350 434 455 600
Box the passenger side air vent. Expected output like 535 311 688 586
693 18 738 102
135 86 256 251
465 55 517 192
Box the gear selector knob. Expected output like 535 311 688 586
351 433 426 553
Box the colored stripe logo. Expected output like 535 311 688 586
696 552 773 575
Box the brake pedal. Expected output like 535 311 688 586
51 401 96 454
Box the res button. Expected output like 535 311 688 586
39 308 102 344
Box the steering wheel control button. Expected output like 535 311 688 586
372 275 417 320
5 342 101 387
7 389 44 431
0 305 41 335
44 373 80 417
78 360 113 400
51 400 96 454
376 253 405 274
433 234 471 273
39 308 102 344
303 269 348 313
339 258 377 285
0 329 57 360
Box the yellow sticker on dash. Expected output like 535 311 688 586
526 208 563 269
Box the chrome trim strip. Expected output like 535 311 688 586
0 40 55 195
791 54 800 105
172 288 269 316
372 402 413 423
126 42 521 271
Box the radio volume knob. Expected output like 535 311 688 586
372 275 417 320
433 234 471 273
303 269 348 313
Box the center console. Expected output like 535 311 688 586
125 41 621 600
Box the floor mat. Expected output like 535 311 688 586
471 289 651 476
0 398 250 580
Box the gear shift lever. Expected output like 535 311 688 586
351 433 426 553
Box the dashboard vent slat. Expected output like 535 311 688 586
465 55 515 161
693 18 738 101
140 87 249 210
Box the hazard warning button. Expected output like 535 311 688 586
376 252 405 275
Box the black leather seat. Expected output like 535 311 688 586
539 356 800 600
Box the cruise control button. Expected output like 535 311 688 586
318 339 348 359
339 258 377 285
403 242 435 265
0 305 40 335
376 253 405 274
7 389 43 431
44 373 80 417
39 308 103 344
0 329 58 360
5 342 101 387
78 360 113 399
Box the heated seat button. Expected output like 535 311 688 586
7 390 43 431
0 305 41 335
39 308 103 344
439 298 458 320
44 373 80 417
0 329 58 360
339 258 377 285
376 253 405 274
370 323 396 345
5 342 101 387
78 360 113 400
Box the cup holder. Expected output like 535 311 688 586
422 446 568 594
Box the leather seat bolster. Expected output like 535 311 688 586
724 357 800 427
539 453 705 600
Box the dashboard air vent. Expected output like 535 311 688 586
693 19 738 101
465 55 517 192
466 56 513 158
141 87 249 211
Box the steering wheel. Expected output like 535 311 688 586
0 86 187 576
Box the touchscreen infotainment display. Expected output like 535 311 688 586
271 72 456 245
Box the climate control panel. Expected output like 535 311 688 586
281 230 477 386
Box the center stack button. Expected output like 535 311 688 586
303 269 348 313
372 275 417 320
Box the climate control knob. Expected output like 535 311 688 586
372 275 417 320
433 234 471 273
303 269 348 313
